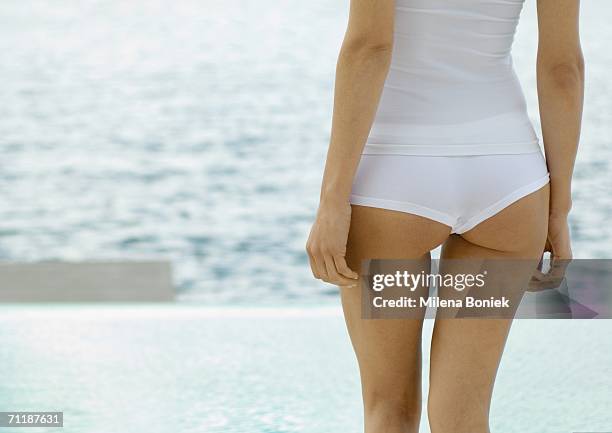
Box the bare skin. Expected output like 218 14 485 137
537 0 584 261
343 184 549 433
306 0 583 431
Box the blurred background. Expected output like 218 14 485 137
0 0 609 303
0 1 611 432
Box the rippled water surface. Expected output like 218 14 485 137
0 0 610 302
0 306 611 433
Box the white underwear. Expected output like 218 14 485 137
349 151 550 234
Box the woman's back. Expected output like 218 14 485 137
308 0 583 427
366 0 540 156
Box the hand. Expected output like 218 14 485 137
530 213 572 292
545 213 572 261
306 200 359 287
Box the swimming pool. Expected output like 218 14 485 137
0 305 610 433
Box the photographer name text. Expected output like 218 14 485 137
372 296 511 309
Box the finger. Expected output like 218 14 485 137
333 255 359 280
528 279 551 292
528 278 558 292
549 239 572 278
307 252 321 280
313 251 329 281
323 254 357 287
531 251 563 291
530 274 565 291
530 268 547 283
550 255 572 281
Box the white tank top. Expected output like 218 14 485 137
364 0 541 156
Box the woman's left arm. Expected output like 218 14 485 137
306 0 395 286
536 0 585 261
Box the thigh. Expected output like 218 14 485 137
342 205 450 403
428 237 516 432
428 185 549 426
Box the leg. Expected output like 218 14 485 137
343 205 451 433
428 185 549 433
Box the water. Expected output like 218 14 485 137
1 4 610 431
0 306 611 433
0 0 610 303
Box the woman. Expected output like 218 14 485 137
306 0 583 432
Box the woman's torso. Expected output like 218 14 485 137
365 0 540 156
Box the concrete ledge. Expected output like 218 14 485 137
0 261 174 302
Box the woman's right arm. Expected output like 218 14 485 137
306 0 395 286
536 0 585 259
